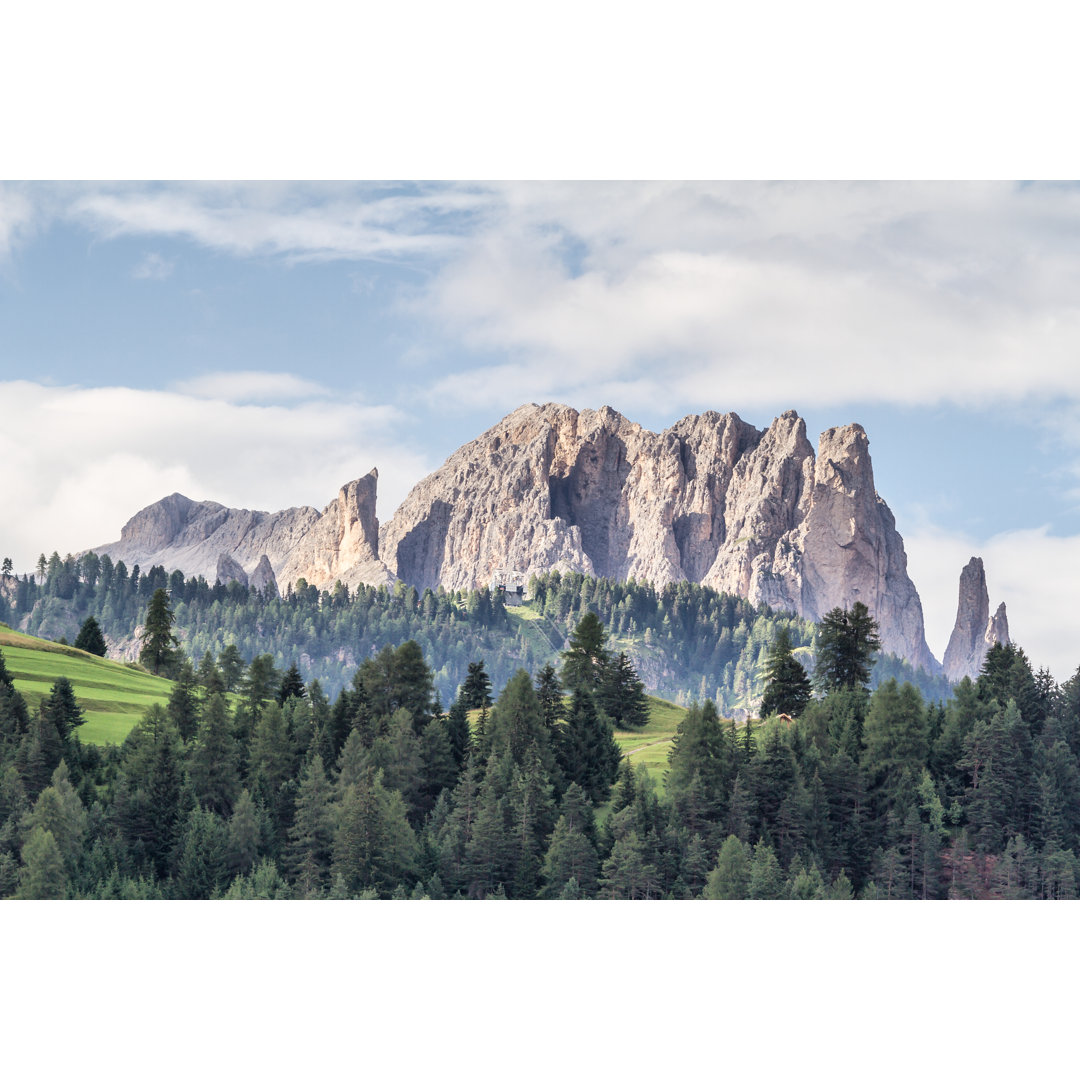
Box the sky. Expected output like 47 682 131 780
3 180 1080 678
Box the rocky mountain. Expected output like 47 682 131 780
92 469 394 592
92 403 939 671
379 403 938 670
942 557 1010 681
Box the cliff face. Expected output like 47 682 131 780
93 468 393 591
91 403 938 671
379 403 937 670
943 557 1010 681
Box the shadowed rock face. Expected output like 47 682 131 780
379 403 938 670
943 557 1010 681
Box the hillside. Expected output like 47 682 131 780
3 562 952 712
0 624 173 744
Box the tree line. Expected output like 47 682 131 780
3 589 1079 899
0 553 952 712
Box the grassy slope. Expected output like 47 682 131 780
0 624 173 745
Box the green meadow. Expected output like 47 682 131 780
0 624 173 745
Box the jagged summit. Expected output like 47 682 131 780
943 556 1010 682
92 403 939 670
92 467 393 591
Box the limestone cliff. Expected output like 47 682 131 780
379 403 938 670
91 403 938 670
92 468 393 591
943 557 1010 681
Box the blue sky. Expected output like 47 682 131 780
3 181 1080 675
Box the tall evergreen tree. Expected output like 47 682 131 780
814 602 881 693
460 660 493 710
557 689 621 806
597 651 650 730
759 627 812 718
74 615 107 657
139 588 179 676
561 611 611 694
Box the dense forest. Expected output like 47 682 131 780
0 553 951 709
2 581 1078 899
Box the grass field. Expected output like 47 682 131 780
0 624 173 745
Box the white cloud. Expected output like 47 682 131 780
420 181 1080 415
68 182 487 262
171 370 330 403
905 521 1080 683
132 252 174 280
0 380 432 574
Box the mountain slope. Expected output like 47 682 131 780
0 624 173 744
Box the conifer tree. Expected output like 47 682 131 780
286 754 335 895
561 611 611 694
277 663 307 704
139 588 179 676
460 660 493 710
17 826 68 899
759 627 812 718
74 615 107 657
597 651 650 729
41 677 85 742
814 602 881 693
557 689 621 806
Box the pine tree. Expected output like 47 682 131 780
759 627 812 718
814 602 881 693
139 588 179 676
73 615 107 657
277 663 307 705
667 699 733 834
167 660 201 743
445 696 472 769
189 693 240 816
17 826 68 898
460 660 493 710
704 835 751 899
597 651 650 729
561 611 611 694
40 677 85 742
557 689 622 805
286 755 335 895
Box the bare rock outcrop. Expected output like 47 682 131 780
942 557 1011 682
90 402 938 670
215 553 248 588
249 554 278 594
92 468 392 592
276 470 394 590
379 403 938 670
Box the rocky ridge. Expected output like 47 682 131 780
92 403 939 670
92 469 394 592
942 556 1010 682
378 403 937 670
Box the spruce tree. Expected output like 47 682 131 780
814 602 881 693
597 651 650 729
460 660 493 710
759 627 812 718
139 588 179 676
561 612 611 694
74 615 107 657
